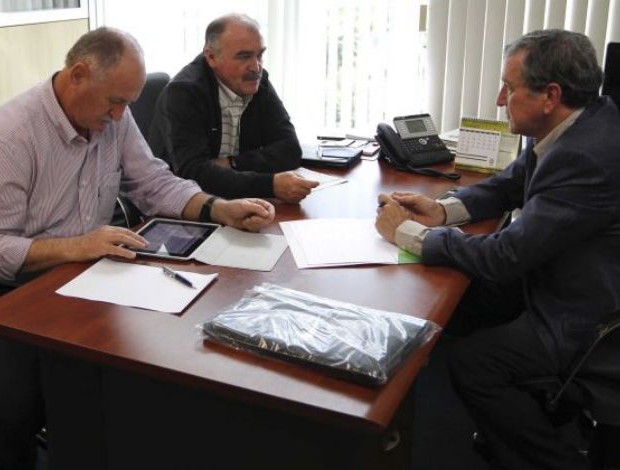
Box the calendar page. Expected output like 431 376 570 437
453 117 521 173
456 128 502 167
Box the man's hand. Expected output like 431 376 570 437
69 226 148 259
212 157 232 168
390 192 447 227
273 171 319 203
375 194 411 244
23 226 148 273
210 198 275 231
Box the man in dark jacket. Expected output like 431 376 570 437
149 13 318 202
376 30 620 469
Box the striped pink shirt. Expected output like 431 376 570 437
0 78 201 281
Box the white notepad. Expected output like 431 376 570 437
56 258 217 313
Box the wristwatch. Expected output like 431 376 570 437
199 196 220 223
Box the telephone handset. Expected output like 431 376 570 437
375 114 459 180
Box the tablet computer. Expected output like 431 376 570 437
132 218 220 261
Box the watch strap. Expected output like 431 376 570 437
199 196 220 223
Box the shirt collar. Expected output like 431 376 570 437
216 79 253 107
42 75 89 145
533 108 584 159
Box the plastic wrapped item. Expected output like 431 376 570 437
202 283 441 386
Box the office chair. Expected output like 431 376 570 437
519 312 620 469
602 42 620 109
112 196 144 229
110 72 170 228
129 71 170 140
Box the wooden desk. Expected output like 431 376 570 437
0 160 495 469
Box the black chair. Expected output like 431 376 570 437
129 71 170 140
111 72 170 228
603 42 620 109
520 312 620 469
112 196 144 229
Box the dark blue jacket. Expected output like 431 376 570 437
424 97 620 366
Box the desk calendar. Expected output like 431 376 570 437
455 118 521 173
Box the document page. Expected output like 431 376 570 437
294 167 347 190
56 258 217 313
280 218 417 268
194 226 288 271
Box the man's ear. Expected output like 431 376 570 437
543 82 562 114
203 47 218 68
69 61 91 86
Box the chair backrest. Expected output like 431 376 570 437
111 72 170 228
602 42 620 109
129 72 170 140
572 314 620 424
518 312 620 423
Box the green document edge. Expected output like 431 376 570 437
398 249 421 264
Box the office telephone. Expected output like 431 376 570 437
375 114 458 179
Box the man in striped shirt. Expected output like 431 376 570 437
0 27 275 288
0 27 275 468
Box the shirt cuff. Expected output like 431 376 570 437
0 235 32 282
438 197 471 226
395 220 430 256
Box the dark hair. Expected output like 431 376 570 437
504 29 602 107
204 13 261 53
65 26 142 76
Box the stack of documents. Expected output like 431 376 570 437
280 218 419 269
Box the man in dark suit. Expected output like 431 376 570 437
376 29 620 469
149 13 318 203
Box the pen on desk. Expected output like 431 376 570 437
316 135 345 140
162 266 195 289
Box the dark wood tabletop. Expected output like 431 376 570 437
0 159 496 435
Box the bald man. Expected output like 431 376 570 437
0 26 275 468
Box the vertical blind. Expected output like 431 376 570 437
267 0 424 139
428 0 620 133
97 0 425 140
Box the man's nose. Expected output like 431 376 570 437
496 88 506 107
249 57 261 72
109 104 127 121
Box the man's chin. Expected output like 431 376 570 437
241 82 260 96
93 121 111 131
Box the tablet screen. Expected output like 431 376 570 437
134 219 219 259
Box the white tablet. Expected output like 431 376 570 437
132 218 220 261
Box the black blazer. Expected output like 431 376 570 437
149 54 301 198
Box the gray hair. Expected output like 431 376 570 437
504 29 602 108
204 13 261 54
65 26 143 77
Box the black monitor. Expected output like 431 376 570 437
602 42 620 108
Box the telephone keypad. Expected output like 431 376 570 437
403 135 446 154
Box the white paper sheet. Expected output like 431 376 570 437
280 218 401 268
56 258 217 313
294 167 347 191
194 226 288 271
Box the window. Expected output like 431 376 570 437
0 0 88 26
96 0 427 138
